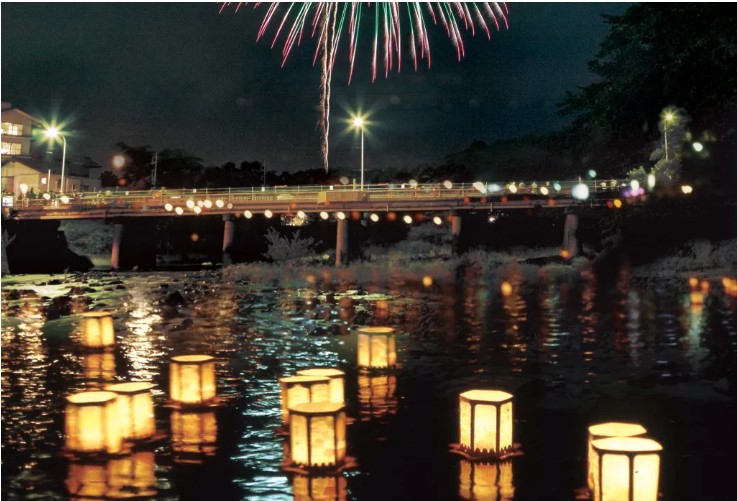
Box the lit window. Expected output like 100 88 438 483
1 123 24 136
1 142 21 155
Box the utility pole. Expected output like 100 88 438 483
151 152 158 188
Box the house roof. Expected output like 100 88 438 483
1 156 97 178
1 107 41 123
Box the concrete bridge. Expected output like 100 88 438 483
3 180 630 269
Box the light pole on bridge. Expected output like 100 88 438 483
44 128 67 194
351 116 366 191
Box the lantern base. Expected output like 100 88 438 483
60 443 132 461
127 430 168 449
164 397 222 410
281 456 358 475
449 442 523 461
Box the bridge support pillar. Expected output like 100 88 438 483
222 214 236 266
451 213 462 256
336 218 348 267
111 223 124 271
562 213 579 259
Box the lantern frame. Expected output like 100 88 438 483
104 382 164 445
450 389 522 461
282 402 357 475
77 311 116 351
589 437 662 501
63 391 130 459
587 422 647 495
356 326 397 370
170 409 218 464
166 354 220 409
296 368 345 405
292 472 347 501
459 459 515 501
278 375 332 430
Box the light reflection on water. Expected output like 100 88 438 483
1 268 736 500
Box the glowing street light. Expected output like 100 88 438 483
662 110 677 162
44 127 67 194
692 142 704 153
351 115 366 191
112 154 126 169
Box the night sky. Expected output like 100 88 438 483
1 2 628 173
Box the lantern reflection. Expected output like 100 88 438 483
78 312 115 350
169 355 217 407
288 402 346 470
170 410 218 463
280 376 331 425
66 452 157 500
590 437 662 501
104 382 155 441
587 422 647 494
292 473 347 501
65 391 123 456
459 460 514 500
456 390 516 460
296 369 345 404
357 374 397 420
357 327 397 369
82 352 116 385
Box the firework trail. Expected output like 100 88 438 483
221 2 509 172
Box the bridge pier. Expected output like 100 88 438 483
451 212 462 256
222 214 236 266
562 213 579 259
110 223 124 271
336 218 348 267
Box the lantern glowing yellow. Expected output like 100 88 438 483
458 390 514 459
66 461 110 499
104 382 155 441
459 460 514 500
296 369 345 404
78 311 115 349
279 376 331 424
170 410 218 459
289 402 346 469
293 473 347 501
108 451 157 498
500 281 513 297
169 355 217 406
590 437 662 501
65 391 123 455
357 374 397 420
82 352 116 383
587 422 647 494
357 327 397 369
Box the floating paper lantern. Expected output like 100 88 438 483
279 376 331 425
357 374 397 420
65 391 123 455
590 437 662 501
169 355 217 406
458 390 514 459
82 352 116 383
296 369 345 404
79 312 115 349
104 382 155 441
289 402 346 469
357 327 397 369
459 460 514 500
108 451 157 498
170 410 218 459
293 473 347 501
587 422 647 494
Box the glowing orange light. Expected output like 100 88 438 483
500 281 513 297
688 277 698 289
700 280 709 293
190 233 200 242
613 199 622 209
422 276 433 287
560 249 570 260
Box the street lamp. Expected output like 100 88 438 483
351 116 365 191
663 111 676 162
44 127 66 194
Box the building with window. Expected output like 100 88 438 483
1 102 102 195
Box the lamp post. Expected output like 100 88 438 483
663 111 675 162
44 127 66 194
352 117 365 191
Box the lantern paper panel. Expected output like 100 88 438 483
171 410 218 456
65 391 123 455
104 382 155 441
587 423 647 493
357 327 397 369
108 451 157 498
82 352 116 384
66 461 109 499
358 374 397 421
296 369 345 404
289 403 346 469
459 460 515 501
459 390 514 456
591 437 662 501
79 312 115 349
280 376 331 424
169 355 216 405
293 474 347 501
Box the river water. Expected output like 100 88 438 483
1 263 736 500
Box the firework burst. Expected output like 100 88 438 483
221 2 509 171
